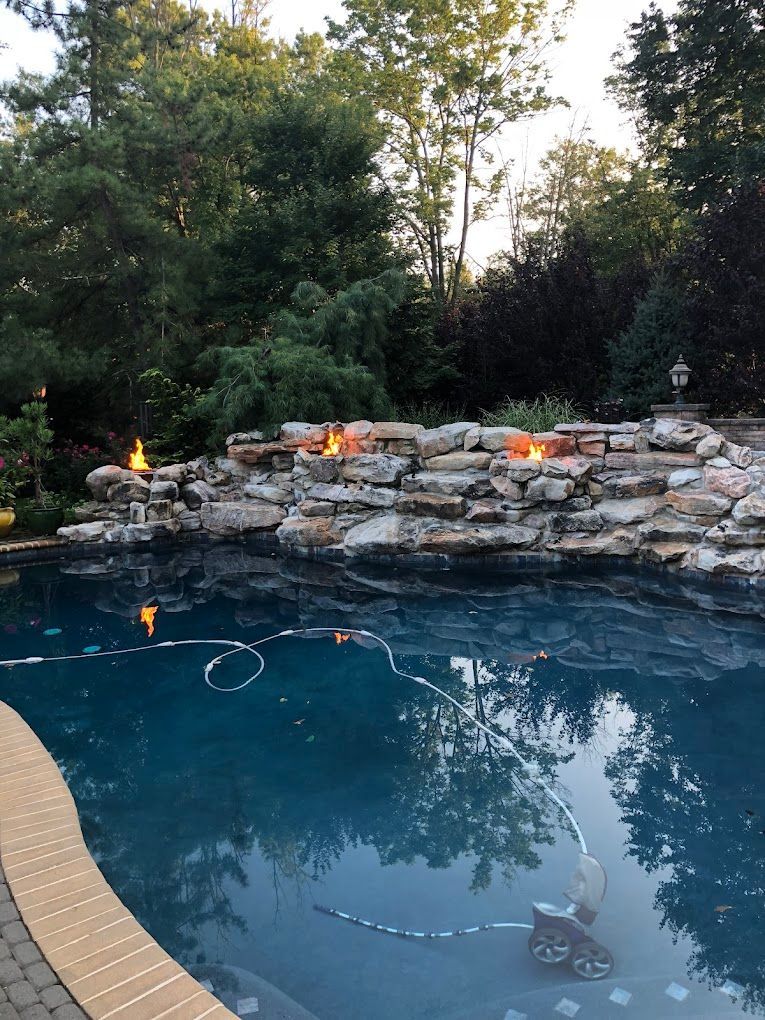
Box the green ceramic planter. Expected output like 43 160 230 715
26 506 65 536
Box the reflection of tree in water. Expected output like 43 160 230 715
605 673 765 1013
3 558 764 1010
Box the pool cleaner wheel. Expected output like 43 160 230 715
569 940 614 980
528 927 572 965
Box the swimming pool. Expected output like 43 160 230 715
0 547 763 1018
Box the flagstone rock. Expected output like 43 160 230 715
609 433 636 451
604 474 667 498
397 493 466 519
578 441 606 456
280 422 328 445
635 517 708 544
369 421 423 440
416 422 480 458
424 451 493 471
305 456 341 483
703 466 751 499
474 427 532 453
307 482 397 508
546 510 604 533
417 521 538 554
58 521 123 542
146 499 173 522
532 432 576 457
344 420 374 440
706 521 765 546
121 519 181 542
692 546 763 575
200 501 286 535
597 497 665 525
178 509 201 531
243 484 294 504
605 451 702 470
344 515 421 555
555 421 640 434
149 480 179 501
639 542 692 564
558 457 593 482
548 530 634 556
402 472 494 498
667 468 703 489
666 490 733 517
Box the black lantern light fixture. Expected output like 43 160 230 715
669 355 691 407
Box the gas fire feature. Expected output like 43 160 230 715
322 429 343 457
128 438 152 476
527 441 546 462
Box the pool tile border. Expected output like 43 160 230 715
0 700 237 1020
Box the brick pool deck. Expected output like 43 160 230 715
0 703 236 1020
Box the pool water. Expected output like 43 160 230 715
0 548 763 1019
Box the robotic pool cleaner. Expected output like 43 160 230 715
1 626 614 981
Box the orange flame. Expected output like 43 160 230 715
528 441 546 462
334 632 350 645
322 430 343 457
140 605 158 637
128 438 150 471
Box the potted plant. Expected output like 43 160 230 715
6 403 64 536
0 459 18 539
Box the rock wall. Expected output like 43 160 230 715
59 417 765 580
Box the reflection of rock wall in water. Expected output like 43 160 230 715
62 545 765 682
57 417 765 580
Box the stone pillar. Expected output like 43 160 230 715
650 402 710 423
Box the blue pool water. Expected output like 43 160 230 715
0 547 763 1019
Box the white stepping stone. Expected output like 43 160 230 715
237 998 260 1016
503 1011 528 1020
665 982 690 1002
555 999 581 1017
609 987 632 1006
720 979 745 999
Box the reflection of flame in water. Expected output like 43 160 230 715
140 605 158 637
334 632 350 645
128 438 150 471
322 430 343 457
528 441 546 462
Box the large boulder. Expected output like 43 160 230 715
731 490 765 525
646 418 712 451
280 422 327 445
153 463 188 485
703 466 751 499
635 517 708 544
276 517 341 548
149 480 179 501
146 499 173 522
200 501 286 535
667 467 703 489
692 546 763 576
181 480 219 510
417 521 538 554
525 475 575 503
424 451 492 471
342 453 411 485
722 440 753 468
344 515 421 555
491 456 540 482
85 464 129 500
489 476 524 500
107 477 150 504
397 493 466 519
415 422 480 459
696 434 724 459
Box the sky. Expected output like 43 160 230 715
0 0 676 265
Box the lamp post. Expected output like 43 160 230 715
670 355 691 407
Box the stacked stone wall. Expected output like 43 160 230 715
59 417 765 580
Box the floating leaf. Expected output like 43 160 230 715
714 905 733 913
306 735 315 743
279 697 287 703
293 718 305 726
